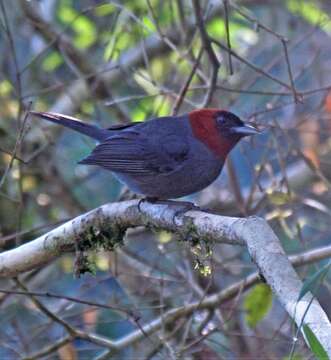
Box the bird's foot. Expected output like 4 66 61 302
170 201 200 224
137 198 200 221
137 197 158 212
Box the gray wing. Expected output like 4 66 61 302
79 130 189 176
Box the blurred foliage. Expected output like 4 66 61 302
243 283 273 328
57 3 97 49
287 0 331 34
42 51 63 72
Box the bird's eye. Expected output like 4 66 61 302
217 115 228 125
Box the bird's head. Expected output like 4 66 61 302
188 108 259 159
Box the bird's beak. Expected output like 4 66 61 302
231 124 260 136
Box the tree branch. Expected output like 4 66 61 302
0 200 330 354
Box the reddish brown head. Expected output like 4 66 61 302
188 108 259 159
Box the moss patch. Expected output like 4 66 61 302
77 224 126 251
73 223 127 277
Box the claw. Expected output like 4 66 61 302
137 198 200 225
172 202 200 224
137 197 158 212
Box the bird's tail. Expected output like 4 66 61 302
29 111 110 141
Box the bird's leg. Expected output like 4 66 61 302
142 198 201 224
137 196 159 212
170 201 200 224
152 199 198 209
137 198 200 219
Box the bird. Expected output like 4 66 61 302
30 109 259 199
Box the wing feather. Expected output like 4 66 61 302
79 128 189 176
79 131 163 175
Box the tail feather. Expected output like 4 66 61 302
30 111 110 141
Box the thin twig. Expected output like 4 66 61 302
22 336 72 360
226 157 246 215
172 47 204 115
211 38 293 91
281 38 301 103
192 0 220 105
229 1 300 102
0 106 31 189
223 0 233 75
13 278 77 335
192 0 219 69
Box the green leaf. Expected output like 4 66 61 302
72 16 97 49
42 51 63 72
131 97 155 122
57 5 97 49
303 325 329 360
267 190 292 206
206 15 257 48
298 261 331 301
142 16 156 33
287 0 331 34
153 96 170 117
206 18 226 39
0 80 13 96
244 284 272 328
115 32 132 53
58 4 76 23
95 3 115 17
